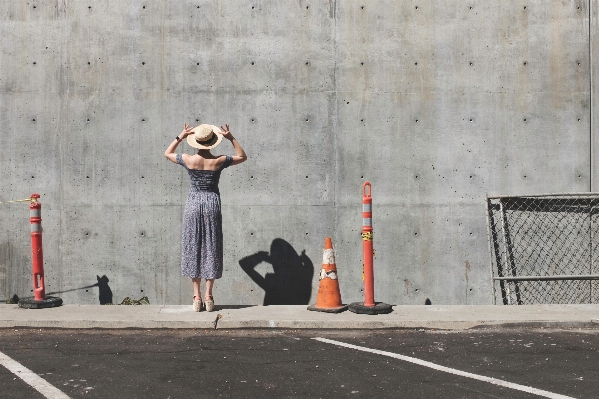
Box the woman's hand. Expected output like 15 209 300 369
180 123 193 139
220 124 233 140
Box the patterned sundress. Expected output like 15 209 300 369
176 154 233 279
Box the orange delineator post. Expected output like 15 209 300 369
29 194 45 301
362 182 375 307
18 194 62 309
349 182 392 315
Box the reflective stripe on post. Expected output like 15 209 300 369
29 193 45 301
362 182 375 307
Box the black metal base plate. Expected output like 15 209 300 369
348 302 393 315
307 304 348 313
18 296 63 309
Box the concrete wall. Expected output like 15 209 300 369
0 0 592 305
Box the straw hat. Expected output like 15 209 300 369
187 124 223 150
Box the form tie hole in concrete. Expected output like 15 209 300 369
88 6 91 9
142 62 145 65
523 118 527 122
469 118 473 122
141 289 144 293
250 232 254 236
143 5 146 9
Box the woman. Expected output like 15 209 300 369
164 123 247 311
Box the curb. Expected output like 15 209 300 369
1 320 598 331
1 304 599 331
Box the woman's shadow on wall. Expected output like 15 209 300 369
239 238 314 305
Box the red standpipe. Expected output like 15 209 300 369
362 182 375 307
29 194 45 301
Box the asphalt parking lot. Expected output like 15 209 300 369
0 328 597 398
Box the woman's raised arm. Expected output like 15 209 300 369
220 124 247 166
164 124 193 163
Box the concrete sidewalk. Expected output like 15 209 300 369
1 304 599 330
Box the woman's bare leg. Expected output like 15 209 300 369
192 278 201 300
205 279 214 301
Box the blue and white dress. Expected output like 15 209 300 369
176 154 233 279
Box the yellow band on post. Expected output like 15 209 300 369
361 232 373 241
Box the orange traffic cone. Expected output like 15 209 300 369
307 237 348 313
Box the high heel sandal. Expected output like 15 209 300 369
193 296 202 312
204 295 214 312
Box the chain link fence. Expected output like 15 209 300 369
486 193 599 304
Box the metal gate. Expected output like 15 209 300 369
486 193 599 304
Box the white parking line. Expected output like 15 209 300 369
0 350 70 399
313 337 574 399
